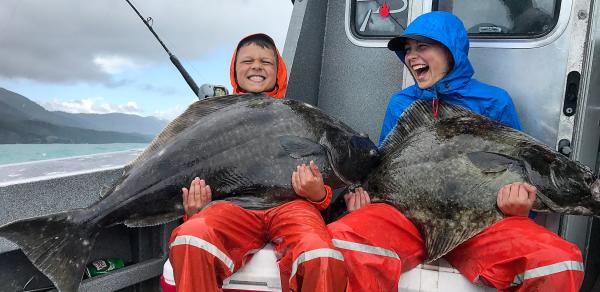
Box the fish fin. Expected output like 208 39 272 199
467 151 521 173
124 212 182 227
419 211 502 263
381 100 472 153
279 135 325 159
99 172 128 198
123 94 261 174
0 210 98 292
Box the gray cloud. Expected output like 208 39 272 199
42 98 141 115
0 0 293 83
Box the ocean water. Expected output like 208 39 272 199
0 143 148 165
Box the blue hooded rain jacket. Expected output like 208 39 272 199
379 12 521 145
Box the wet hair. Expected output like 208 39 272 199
233 34 280 93
235 34 279 76
236 34 278 59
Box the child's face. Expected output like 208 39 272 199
235 43 277 93
403 39 452 89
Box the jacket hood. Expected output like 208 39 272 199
390 12 474 98
229 33 287 98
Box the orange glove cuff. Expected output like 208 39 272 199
309 184 332 210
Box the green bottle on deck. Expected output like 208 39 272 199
85 257 125 278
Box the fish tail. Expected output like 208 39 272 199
0 209 98 292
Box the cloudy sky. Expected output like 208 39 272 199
0 0 293 120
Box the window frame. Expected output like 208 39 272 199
344 0 572 49
431 0 562 40
349 0 410 40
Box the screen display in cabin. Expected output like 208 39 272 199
433 0 561 38
351 0 409 38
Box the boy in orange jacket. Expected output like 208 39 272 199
161 33 346 292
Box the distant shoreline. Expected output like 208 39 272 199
0 143 147 165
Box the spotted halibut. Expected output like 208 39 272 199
0 94 380 292
368 100 600 262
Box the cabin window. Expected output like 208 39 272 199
433 0 561 38
350 0 410 38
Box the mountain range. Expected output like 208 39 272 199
0 88 169 144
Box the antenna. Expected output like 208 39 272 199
125 0 201 98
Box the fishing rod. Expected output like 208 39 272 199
125 0 200 98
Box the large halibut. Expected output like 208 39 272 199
0 94 380 292
368 100 600 262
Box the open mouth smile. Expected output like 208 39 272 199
412 64 429 81
248 75 266 82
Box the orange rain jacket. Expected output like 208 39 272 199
162 34 342 292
